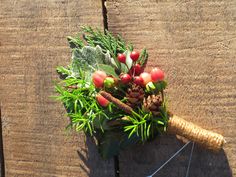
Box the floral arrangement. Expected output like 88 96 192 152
55 26 225 159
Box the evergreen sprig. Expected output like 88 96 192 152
123 102 168 142
81 26 133 59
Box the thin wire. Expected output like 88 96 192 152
185 142 194 177
147 141 191 177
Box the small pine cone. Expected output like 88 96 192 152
126 84 145 107
143 95 162 116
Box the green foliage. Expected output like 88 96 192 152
145 80 167 94
67 26 148 74
137 48 148 67
71 45 115 79
55 26 169 159
155 80 167 92
124 104 168 142
55 76 96 135
80 26 133 59
98 64 119 79
67 36 84 49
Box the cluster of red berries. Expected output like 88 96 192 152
93 51 165 107
118 51 164 86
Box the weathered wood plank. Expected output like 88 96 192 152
0 0 113 176
107 0 236 176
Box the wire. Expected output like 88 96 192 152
147 141 191 177
185 142 194 177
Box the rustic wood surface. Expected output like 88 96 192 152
0 0 235 176
0 0 113 176
107 0 236 177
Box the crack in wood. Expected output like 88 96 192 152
0 106 5 177
101 0 108 31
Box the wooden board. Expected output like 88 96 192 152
0 0 113 176
107 0 236 177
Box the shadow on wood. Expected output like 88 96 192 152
77 135 114 177
77 134 232 177
119 135 232 177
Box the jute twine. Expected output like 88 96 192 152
168 115 226 151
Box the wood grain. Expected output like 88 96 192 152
107 0 236 176
0 0 113 176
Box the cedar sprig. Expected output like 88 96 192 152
81 26 133 59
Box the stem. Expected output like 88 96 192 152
161 90 164 101
100 91 133 114
125 63 130 70
132 61 136 78
114 155 120 177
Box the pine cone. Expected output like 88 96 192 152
126 84 145 107
143 95 162 116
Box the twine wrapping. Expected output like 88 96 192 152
168 115 225 151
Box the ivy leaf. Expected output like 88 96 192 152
98 64 119 78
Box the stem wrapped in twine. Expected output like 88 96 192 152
168 115 225 151
99 91 225 151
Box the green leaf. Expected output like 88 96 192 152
98 64 119 78
154 81 167 92
157 120 164 125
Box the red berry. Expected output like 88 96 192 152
130 64 143 76
120 74 132 84
130 51 140 61
96 94 109 107
140 72 152 85
95 70 107 80
92 75 104 88
117 53 126 63
133 76 144 86
150 68 165 82
92 71 107 88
